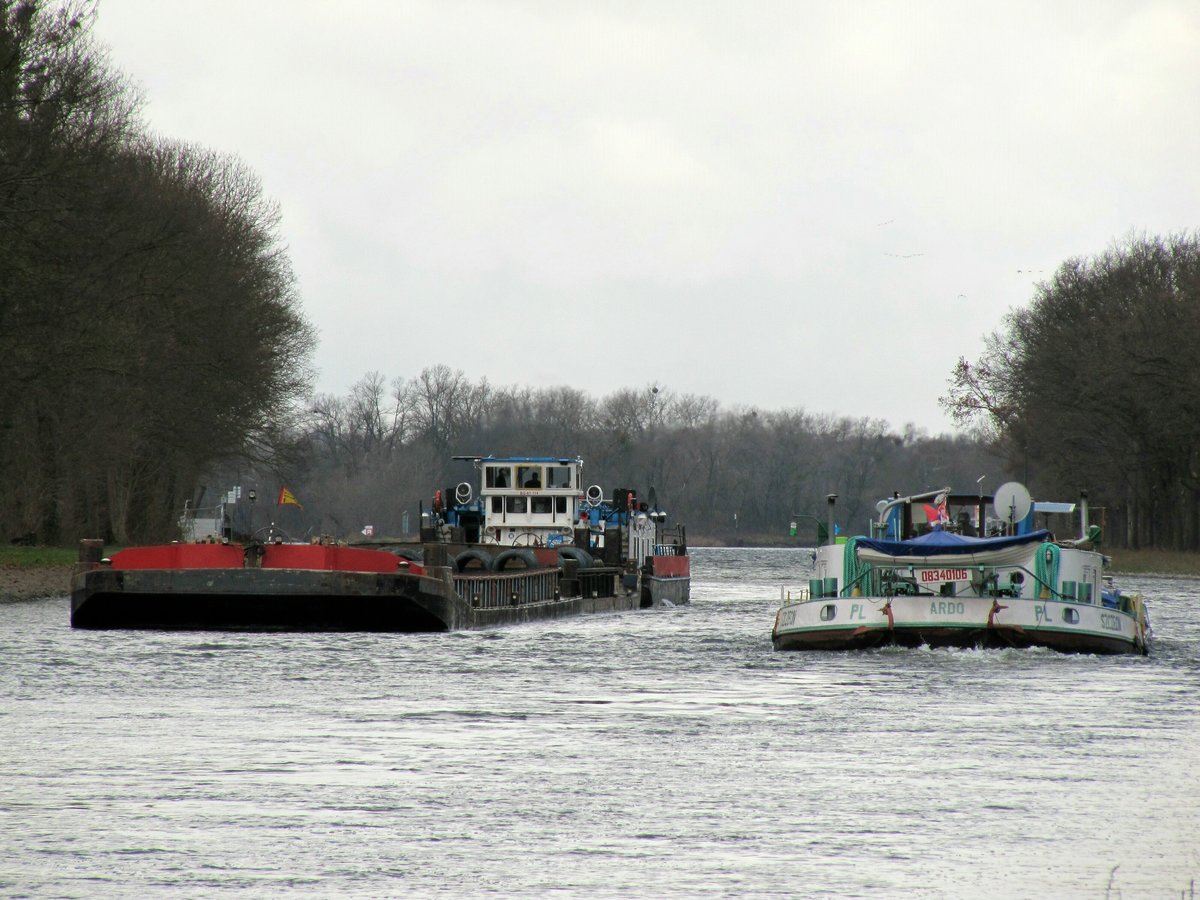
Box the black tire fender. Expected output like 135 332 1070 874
453 549 494 572
556 546 593 570
493 548 540 570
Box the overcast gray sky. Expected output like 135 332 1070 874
92 1 1199 434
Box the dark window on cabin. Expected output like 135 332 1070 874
517 466 541 488
491 497 503 513
546 466 572 488
486 466 511 488
506 496 527 514
531 497 552 514
555 497 567 514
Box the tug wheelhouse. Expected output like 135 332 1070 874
468 456 583 547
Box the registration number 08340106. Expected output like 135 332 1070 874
918 568 969 584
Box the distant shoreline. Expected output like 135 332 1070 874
3 546 1197 603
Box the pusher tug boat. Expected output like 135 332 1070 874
771 483 1150 655
71 455 689 631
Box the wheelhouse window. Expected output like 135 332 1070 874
516 466 542 488
485 466 511 488
531 497 552 514
506 496 527 514
546 466 573 488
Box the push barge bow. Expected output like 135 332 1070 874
71 455 689 631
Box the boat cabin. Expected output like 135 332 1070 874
478 456 581 546
428 455 685 562
872 489 1066 541
811 484 1105 606
433 456 584 547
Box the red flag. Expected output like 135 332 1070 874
277 486 303 509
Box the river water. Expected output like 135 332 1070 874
2 548 1197 898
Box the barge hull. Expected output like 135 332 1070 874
70 564 657 632
467 592 642 627
71 567 465 632
772 624 1139 655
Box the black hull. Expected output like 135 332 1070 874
71 567 457 631
70 565 662 632
772 625 1141 655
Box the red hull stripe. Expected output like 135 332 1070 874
261 544 402 573
110 544 245 570
107 543 405 573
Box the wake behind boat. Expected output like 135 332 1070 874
71 455 689 631
772 483 1150 655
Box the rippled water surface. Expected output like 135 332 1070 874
3 548 1198 897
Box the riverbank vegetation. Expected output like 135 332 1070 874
0 545 77 569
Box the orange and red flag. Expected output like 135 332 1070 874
277 486 303 509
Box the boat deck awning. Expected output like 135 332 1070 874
853 528 1051 567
